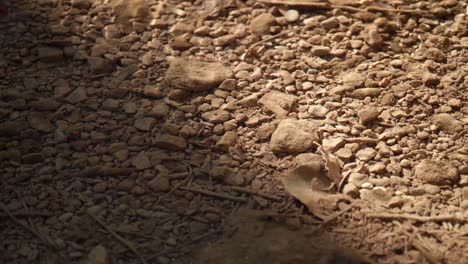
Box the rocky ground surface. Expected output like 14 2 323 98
0 0 467 263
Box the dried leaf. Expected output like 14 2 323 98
318 146 343 185
202 0 235 17
282 153 348 219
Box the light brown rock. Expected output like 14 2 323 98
164 58 232 92
258 92 297 119
154 134 187 150
250 13 275 35
431 114 463 134
270 119 322 154
414 159 459 185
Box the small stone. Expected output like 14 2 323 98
238 94 259 108
201 109 231 124
22 153 44 164
213 35 237 46
343 183 359 198
219 79 237 91
164 58 232 92
101 99 120 111
358 107 379 124
216 131 237 151
431 114 463 134
284 10 299 22
148 102 170 118
93 182 107 193
308 105 328 118
352 88 382 98
335 148 353 161
132 152 152 170
320 17 339 30
251 13 275 35
65 87 87 104
29 98 60 111
88 57 114 74
423 184 441 195
258 92 297 119
88 245 109 264
364 28 384 48
356 148 376 161
71 0 92 9
341 71 365 88
387 197 404 208
369 163 386 174
149 175 170 192
311 46 331 56
322 138 345 152
154 134 187 150
270 119 322 154
117 179 135 192
414 159 459 185
134 117 156 131
421 71 439 86
38 47 63 63
143 85 162 98
54 79 71 99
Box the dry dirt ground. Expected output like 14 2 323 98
0 0 467 263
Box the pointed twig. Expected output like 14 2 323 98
87 211 147 264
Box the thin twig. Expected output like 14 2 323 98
180 186 248 203
87 211 147 264
230 186 282 202
321 202 356 224
146 227 222 261
394 222 441 264
258 0 432 15
364 211 467 223
0 212 51 217
244 27 303 58
0 202 56 249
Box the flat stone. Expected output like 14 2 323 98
88 245 109 264
65 87 87 104
201 109 231 124
250 13 275 35
22 153 45 164
270 119 322 154
216 131 237 151
258 92 297 119
149 175 170 192
422 71 439 86
431 114 462 134
352 88 382 99
29 98 60 111
134 118 156 131
320 17 339 29
148 102 170 118
322 138 345 152
364 28 384 48
414 159 459 185
88 57 114 74
143 85 162 98
164 58 232 92
356 148 376 161
238 94 259 108
358 107 380 124
132 152 152 170
308 105 328 119
38 47 63 63
154 134 187 150
341 71 365 87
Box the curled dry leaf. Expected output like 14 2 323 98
281 152 348 220
202 0 236 17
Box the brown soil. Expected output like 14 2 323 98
0 0 467 264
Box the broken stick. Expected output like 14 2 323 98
180 186 248 203
364 211 467 223
87 211 147 264
230 186 282 202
